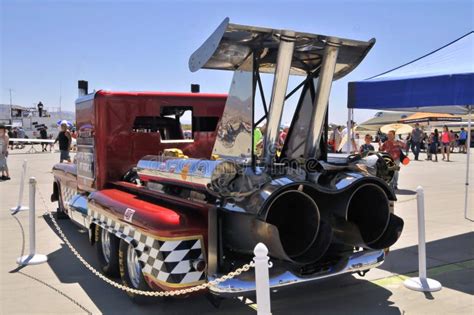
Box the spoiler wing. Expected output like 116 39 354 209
189 17 375 79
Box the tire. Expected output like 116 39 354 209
56 185 69 220
118 239 157 304
95 225 120 277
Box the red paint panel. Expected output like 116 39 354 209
89 189 208 239
89 91 226 190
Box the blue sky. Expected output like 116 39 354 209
1 0 472 124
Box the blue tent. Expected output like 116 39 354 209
347 31 473 220
348 31 473 114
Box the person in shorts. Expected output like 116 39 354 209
441 125 451 162
459 127 468 153
427 129 439 162
0 125 10 180
54 122 72 163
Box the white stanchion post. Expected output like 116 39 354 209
10 159 29 212
16 177 48 265
403 186 442 292
254 243 272 315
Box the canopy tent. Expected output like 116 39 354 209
399 112 462 124
347 31 473 220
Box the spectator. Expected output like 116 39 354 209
54 122 72 163
37 101 44 117
39 127 48 152
254 124 266 158
441 125 451 162
359 134 375 155
405 133 411 155
342 121 357 153
421 132 429 152
449 130 456 153
279 125 289 149
427 129 439 162
459 127 468 153
379 130 405 190
0 125 10 180
410 123 423 160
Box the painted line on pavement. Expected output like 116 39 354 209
371 259 474 287
239 259 474 312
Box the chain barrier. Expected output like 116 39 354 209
36 187 255 297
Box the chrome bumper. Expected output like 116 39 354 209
208 249 385 297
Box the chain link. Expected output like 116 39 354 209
37 187 255 297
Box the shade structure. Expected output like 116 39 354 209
347 31 473 221
380 123 413 135
348 32 473 114
399 112 462 124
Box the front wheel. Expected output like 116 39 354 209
118 239 157 304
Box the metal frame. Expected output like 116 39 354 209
305 44 339 159
263 30 296 166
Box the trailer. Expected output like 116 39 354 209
51 18 403 303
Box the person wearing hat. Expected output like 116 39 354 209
0 125 10 180
54 122 72 163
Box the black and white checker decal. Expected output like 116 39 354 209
60 185 77 212
90 208 206 286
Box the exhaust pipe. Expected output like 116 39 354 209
304 182 403 250
222 187 332 265
220 177 402 266
265 190 321 259
78 80 88 97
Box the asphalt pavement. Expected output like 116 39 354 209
0 147 473 314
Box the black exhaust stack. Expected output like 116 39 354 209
191 84 200 93
78 80 88 97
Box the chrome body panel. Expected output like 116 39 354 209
208 249 385 296
212 57 254 161
68 194 88 228
136 155 238 191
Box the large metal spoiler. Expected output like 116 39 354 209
190 18 375 166
189 17 375 80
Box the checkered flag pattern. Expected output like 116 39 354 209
60 185 77 212
90 208 206 286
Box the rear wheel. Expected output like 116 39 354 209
118 239 156 304
95 225 120 276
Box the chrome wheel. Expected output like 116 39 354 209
127 244 142 288
101 229 111 264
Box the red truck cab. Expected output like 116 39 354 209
52 90 227 298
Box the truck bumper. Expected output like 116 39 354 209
208 249 385 297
